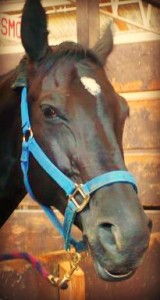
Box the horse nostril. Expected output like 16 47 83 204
98 223 117 248
147 218 152 232
98 223 124 252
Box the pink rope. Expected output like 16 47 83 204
0 252 50 280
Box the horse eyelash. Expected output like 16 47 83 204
40 104 69 123
40 104 57 118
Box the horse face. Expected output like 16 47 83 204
21 0 151 281
27 54 150 280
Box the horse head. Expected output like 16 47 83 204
19 0 151 281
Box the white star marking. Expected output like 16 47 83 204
80 77 101 96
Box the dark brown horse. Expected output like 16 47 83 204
0 0 151 281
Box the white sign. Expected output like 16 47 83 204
0 13 21 42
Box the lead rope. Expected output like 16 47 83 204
0 250 82 290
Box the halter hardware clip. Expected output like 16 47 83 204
48 250 82 289
68 184 90 213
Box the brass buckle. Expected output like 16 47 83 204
23 128 33 142
68 184 90 213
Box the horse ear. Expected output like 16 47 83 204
21 0 49 62
92 23 113 65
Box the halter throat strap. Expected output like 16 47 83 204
20 87 138 252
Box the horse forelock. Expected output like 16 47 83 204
53 42 102 65
23 42 103 99
34 42 102 77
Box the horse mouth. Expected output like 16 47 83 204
94 261 134 281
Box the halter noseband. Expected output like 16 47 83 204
20 87 138 252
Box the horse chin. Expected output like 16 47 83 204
94 261 134 282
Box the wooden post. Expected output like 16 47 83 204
77 0 100 48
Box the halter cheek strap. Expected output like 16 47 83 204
20 87 138 252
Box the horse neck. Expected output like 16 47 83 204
0 70 22 164
0 71 27 227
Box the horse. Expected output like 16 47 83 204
0 0 151 282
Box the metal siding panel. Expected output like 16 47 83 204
123 99 160 150
125 153 160 206
106 41 160 93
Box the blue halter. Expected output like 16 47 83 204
20 87 138 252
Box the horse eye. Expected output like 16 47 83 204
41 105 57 119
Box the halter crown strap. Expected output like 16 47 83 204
20 87 138 252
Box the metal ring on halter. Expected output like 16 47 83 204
23 128 33 142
